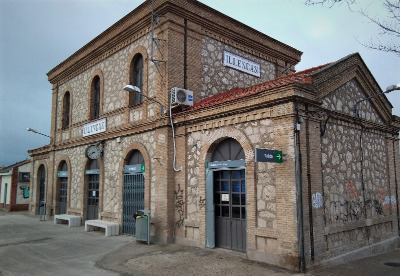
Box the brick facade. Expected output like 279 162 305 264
27 0 399 272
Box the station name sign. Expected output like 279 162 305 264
223 50 261 77
255 148 283 163
83 118 106 137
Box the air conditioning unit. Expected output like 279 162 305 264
171 87 193 106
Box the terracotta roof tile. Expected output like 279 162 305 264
181 63 330 113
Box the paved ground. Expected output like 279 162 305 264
0 213 399 275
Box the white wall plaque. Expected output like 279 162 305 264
222 194 229 202
223 50 260 77
83 118 106 137
312 192 323 209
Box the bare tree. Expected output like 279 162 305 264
305 0 400 56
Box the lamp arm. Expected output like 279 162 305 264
353 90 395 117
141 94 165 114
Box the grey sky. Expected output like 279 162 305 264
0 0 399 166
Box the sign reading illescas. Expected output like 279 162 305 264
83 118 106 137
223 50 261 77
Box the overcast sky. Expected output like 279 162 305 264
0 0 399 167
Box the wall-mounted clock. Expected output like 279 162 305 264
86 144 101 160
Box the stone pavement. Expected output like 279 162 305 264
0 213 399 275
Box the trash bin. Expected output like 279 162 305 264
135 209 151 245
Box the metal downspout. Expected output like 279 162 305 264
305 104 315 261
393 136 400 236
295 103 305 272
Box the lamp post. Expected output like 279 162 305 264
353 83 400 117
26 128 53 144
123 85 166 114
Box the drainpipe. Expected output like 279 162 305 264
184 18 187 89
305 104 315 261
295 102 305 272
393 136 400 236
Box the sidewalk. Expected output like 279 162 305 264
0 213 399 275
306 248 400 276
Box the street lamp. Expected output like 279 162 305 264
123 85 166 114
354 83 400 117
26 128 53 144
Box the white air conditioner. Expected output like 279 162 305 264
171 87 193 106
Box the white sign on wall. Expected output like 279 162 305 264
223 50 261 77
312 192 323 209
83 118 106 137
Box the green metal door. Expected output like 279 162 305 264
122 173 144 235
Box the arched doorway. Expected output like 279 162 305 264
57 161 68 214
122 150 145 235
206 138 246 252
86 159 100 220
38 165 46 215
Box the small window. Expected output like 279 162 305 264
63 92 70 128
18 172 30 182
129 54 143 106
92 76 101 119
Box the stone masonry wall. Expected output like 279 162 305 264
320 80 395 257
54 130 156 215
56 33 156 141
186 118 277 230
322 79 383 124
200 36 276 101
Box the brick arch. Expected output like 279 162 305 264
54 156 72 215
196 126 256 246
88 69 104 120
125 46 149 118
118 142 152 219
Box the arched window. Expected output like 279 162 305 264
91 76 101 119
62 91 70 128
126 150 144 165
212 138 245 161
129 54 143 106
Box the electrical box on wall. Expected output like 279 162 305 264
171 87 193 106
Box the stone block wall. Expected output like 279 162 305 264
52 130 156 221
200 36 276 101
315 80 398 262
55 33 156 143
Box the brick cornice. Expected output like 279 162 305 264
47 0 302 86
174 84 317 128
164 4 301 63
312 53 393 122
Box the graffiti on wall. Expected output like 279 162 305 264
325 175 390 224
20 186 30 198
175 183 184 227
199 196 206 210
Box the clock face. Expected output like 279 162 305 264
86 145 101 159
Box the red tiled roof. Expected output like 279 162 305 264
182 63 330 113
